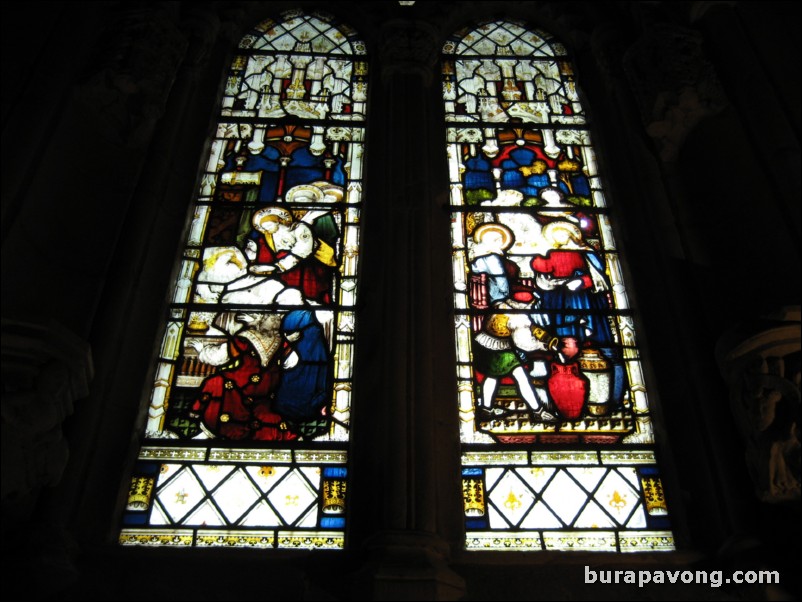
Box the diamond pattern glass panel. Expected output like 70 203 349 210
213 470 262 523
540 471 587 526
268 470 318 526
487 470 535 528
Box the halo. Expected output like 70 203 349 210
473 222 513 250
542 220 582 246
252 206 292 230
285 184 325 204
311 181 344 202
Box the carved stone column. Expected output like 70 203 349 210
350 18 465 601
1 3 191 340
715 306 801 503
47 3 233 544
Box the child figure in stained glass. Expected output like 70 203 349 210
271 222 335 304
469 222 557 422
473 301 558 423
470 222 536 306
247 206 294 271
247 204 337 304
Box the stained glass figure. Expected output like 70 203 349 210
119 10 367 550
444 19 674 552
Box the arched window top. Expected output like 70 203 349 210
442 19 584 126
228 10 368 123
240 11 367 56
443 19 568 58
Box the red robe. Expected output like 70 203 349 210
254 236 332 303
192 337 296 441
531 250 592 288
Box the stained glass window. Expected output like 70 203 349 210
119 10 367 549
443 20 675 552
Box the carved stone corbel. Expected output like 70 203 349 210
378 19 440 85
623 22 727 162
1 318 93 513
715 307 801 503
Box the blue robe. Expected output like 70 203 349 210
274 310 331 421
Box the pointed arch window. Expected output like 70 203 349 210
119 9 368 549
443 20 675 552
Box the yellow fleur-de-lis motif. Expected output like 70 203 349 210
504 490 522 511
608 490 627 511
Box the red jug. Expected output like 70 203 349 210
547 362 588 420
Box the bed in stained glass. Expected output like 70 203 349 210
443 20 674 552
119 10 367 549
